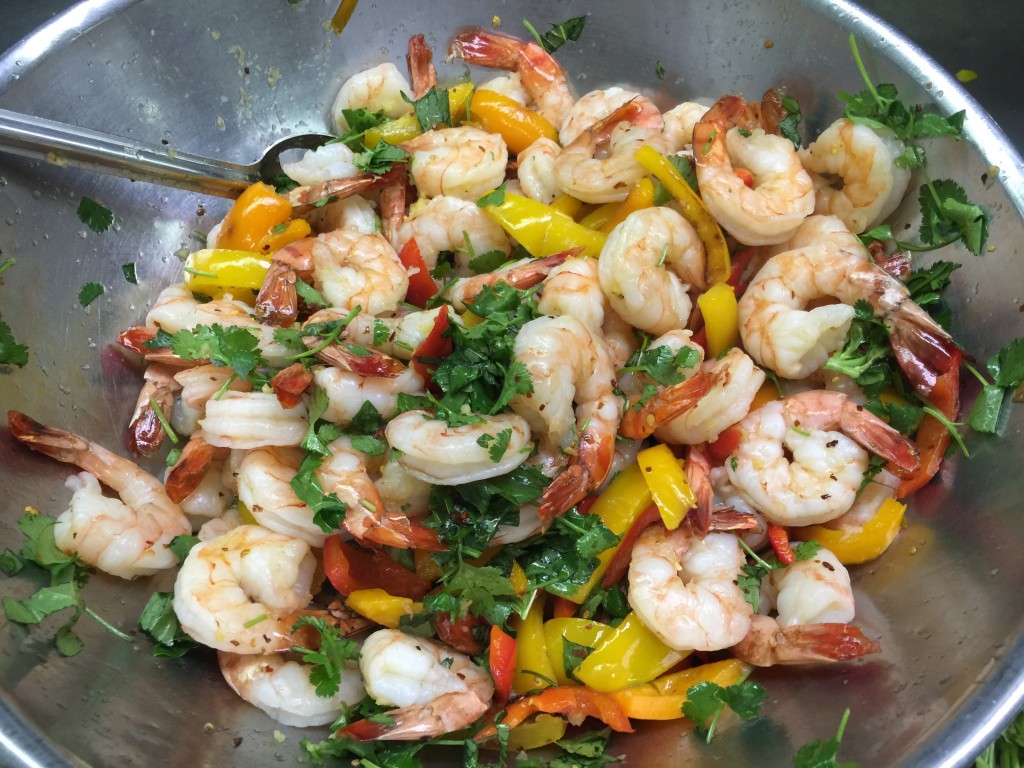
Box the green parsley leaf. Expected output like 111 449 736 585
987 338 1024 388
778 94 803 147
682 679 767 742
295 278 328 308
468 249 508 275
477 427 513 463
655 61 666 80
822 300 892 386
666 153 699 193
619 339 700 387
76 196 113 233
354 140 410 174
78 282 104 307
272 174 299 194
0 319 29 367
139 591 197 658
402 86 452 132
373 318 390 347
337 107 388 149
291 615 361 698
291 451 349 532
0 549 23 576
793 707 858 768
522 15 586 53
476 182 507 208
3 581 79 625
168 534 200 563
966 384 1005 434
918 179 990 255
145 324 268 384
121 263 138 284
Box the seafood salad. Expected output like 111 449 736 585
4 14 1020 767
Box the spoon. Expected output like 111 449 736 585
0 108 332 198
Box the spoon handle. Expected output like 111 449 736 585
0 108 256 198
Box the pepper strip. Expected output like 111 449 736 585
600 177 655 233
611 659 752 720
802 497 906 565
489 625 518 703
637 444 696 530
476 687 634 741
697 282 740 357
482 192 607 259
634 145 730 284
767 525 795 565
345 588 423 628
512 594 556 695
469 89 558 154
574 612 687 692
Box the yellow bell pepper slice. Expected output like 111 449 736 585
363 83 476 147
256 218 311 255
567 462 654 603
542 618 613 687
482 193 607 259
634 145 730 284
697 282 740 357
500 714 567 750
512 594 556 694
217 181 294 253
601 178 655 234
750 380 780 411
574 612 687 692
236 500 257 526
549 194 587 220
637 445 696 530
802 498 906 565
611 659 752 720
470 89 558 154
578 202 619 231
183 248 272 294
510 561 529 596
345 588 423 629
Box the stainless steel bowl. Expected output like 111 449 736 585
1 1 1023 765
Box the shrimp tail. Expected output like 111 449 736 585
118 326 201 368
619 371 719 439
255 263 298 327
347 512 445 551
447 28 521 69
378 180 408 248
165 435 225 504
407 34 438 98
732 616 881 667
339 691 489 741
8 410 90 465
684 445 714 538
286 165 408 210
270 363 314 409
126 364 182 456
311 341 406 379
839 401 920 475
692 94 760 166
888 303 962 408
539 420 615 522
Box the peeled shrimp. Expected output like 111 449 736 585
598 206 706 336
385 410 533 485
693 95 814 245
559 87 660 146
312 229 409 316
375 458 432 518
340 628 494 741
393 194 511 272
236 447 327 547
402 126 508 201
172 525 316 653
315 364 426 426
662 102 710 152
724 391 919 526
331 62 413 133
477 73 529 105
799 118 911 234
8 411 190 579
201 391 309 449
341 307 451 361
628 526 753 651
172 363 250 435
219 650 365 728
445 253 567 312
306 195 378 236
516 138 561 205
281 142 359 186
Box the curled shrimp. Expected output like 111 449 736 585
281 143 359 187
510 316 621 519
339 628 494 741
402 126 508 201
692 94 815 245
554 99 671 204
444 252 569 311
724 391 919 526
448 27 574 127
315 364 426 426
385 410 533 485
318 436 441 550
662 101 710 152
237 447 327 547
173 525 316 653
171 363 251 436
341 307 451 362
394 195 511 274
8 411 191 579
516 137 561 205
300 309 406 377
312 229 409 316
201 391 309 449
331 62 413 133
218 650 366 728
732 615 881 667
799 117 912 234
598 206 706 336
559 87 662 146
126 363 182 455
628 526 753 651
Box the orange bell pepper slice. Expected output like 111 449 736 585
611 659 752 720
470 89 558 154
601 177 655 233
217 181 297 253
476 686 633 741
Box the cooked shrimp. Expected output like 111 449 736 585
770 213 867 256
165 432 229 504
375 458 432 517
799 118 912 234
172 454 231 519
171 363 251 435
559 87 662 145
307 195 379 236
554 99 672 204
724 391 919 526
385 410 533 484
448 27 574 126
510 316 621 518
201 391 309 450
299 309 406 378
339 628 494 741
331 62 413 133
619 371 718 440
809 468 900 537
711 468 770 550
7 411 191 579
315 364 426 426
598 206 706 335
477 73 529 105
281 142 359 186
236 447 326 547
219 650 366 728
732 614 881 667
393 194 511 273
318 436 441 550
628 526 753 651
662 102 710 152
173 525 316 653
341 307 451 361
286 165 407 211
517 137 560 204
126 363 182 455
445 252 569 311
312 229 409 316
402 126 508 201
197 507 242 541
252 238 316 327
693 95 815 245
653 348 767 445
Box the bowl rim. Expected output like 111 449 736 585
0 1 1022 766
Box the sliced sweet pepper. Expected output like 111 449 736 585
482 193 607 259
397 237 438 308
611 659 752 720
489 625 517 703
470 89 558 154
599 504 662 589
634 145 730 285
542 618 613 686
495 714 566 751
697 282 740 357
345 588 423 628
476 687 633 740
637 444 696 530
802 497 906 565
410 304 452 388
364 82 475 147
601 177 655 234
323 535 432 599
183 248 272 293
578 202 619 231
567 462 654 604
217 181 300 253
512 594 556 695
574 611 688 692
549 194 587 220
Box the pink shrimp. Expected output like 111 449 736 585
126 363 183 455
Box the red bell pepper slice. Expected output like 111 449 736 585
476 686 634 741
411 304 452 388
706 425 743 464
599 503 662 589
488 625 517 703
435 610 486 654
322 535 433 600
768 524 795 565
398 237 438 308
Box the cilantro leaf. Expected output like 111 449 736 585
987 338 1024 388
301 736 425 768
295 278 328 308
966 384 1004 434
655 61 666 80
146 323 268 384
424 562 522 628
666 153 698 193
291 452 349 532
337 107 388 149
78 282 104 307
468 249 508 275
905 260 960 314
0 319 29 367
682 679 766 742
349 400 385 434
76 196 113 233
402 86 452 132
121 263 138 284
139 591 197 658
477 427 513 463
291 615 361 698
793 708 857 768
562 636 595 683
354 140 410 174
476 182 507 208
3 581 79 625
619 339 700 387
522 15 586 53
272 174 299 194
778 94 803 147
822 300 893 390
918 179 989 255
168 534 200 563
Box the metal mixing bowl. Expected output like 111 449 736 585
1 1 1022 765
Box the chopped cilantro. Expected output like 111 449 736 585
145 323 268 385
918 178 990 256
655 61 666 80
666 153 698 193
476 427 514 463
295 278 328 308
402 86 452 132
738 539 821 613
822 300 891 384
792 708 857 768
168 534 199 563
121 263 138 284
562 636 596 683
354 141 410 174
682 678 767 742
778 94 803 147
337 107 388 149
272 174 299 194
619 338 700 387
0 319 29 367
139 591 197 658
291 615 361 698
522 15 587 53
476 182 507 208
987 338 1024 388
468 249 508 275
76 196 113 233
78 282 104 307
